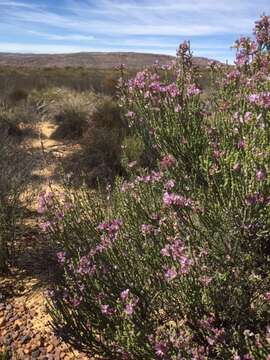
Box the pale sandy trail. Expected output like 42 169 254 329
0 119 90 359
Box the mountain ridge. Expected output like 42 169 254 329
0 51 215 69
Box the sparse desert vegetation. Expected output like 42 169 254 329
0 15 269 360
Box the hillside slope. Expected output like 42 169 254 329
0 52 214 69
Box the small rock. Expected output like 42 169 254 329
47 344 54 353
5 337 13 346
39 347 46 354
13 331 19 340
51 335 60 346
24 347 30 355
21 335 31 344
31 339 41 351
0 317 5 327
31 349 41 358
54 349 61 360
14 320 21 331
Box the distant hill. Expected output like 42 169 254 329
0 52 214 69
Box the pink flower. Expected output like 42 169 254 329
136 171 163 184
124 298 139 316
101 304 115 316
164 180 175 190
163 192 194 209
160 154 176 169
56 251 66 265
141 224 154 235
254 15 270 49
233 163 241 172
97 219 123 251
264 292 270 302
126 111 135 118
154 342 167 358
227 70 241 81
165 267 177 281
71 297 82 308
179 256 193 274
174 104 182 113
248 92 270 109
161 244 170 257
256 170 266 181
244 193 264 206
120 289 130 302
237 139 245 150
39 221 53 232
199 276 213 287
165 83 180 98
124 303 135 316
213 150 224 159
244 112 253 122
187 84 202 97
77 256 96 275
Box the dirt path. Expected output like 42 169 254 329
0 120 89 359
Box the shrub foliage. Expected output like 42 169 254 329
42 17 270 359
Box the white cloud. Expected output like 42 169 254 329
0 0 268 62
3 0 267 37
0 41 233 56
0 1 37 8
0 41 173 54
28 30 94 41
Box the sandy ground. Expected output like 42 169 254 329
0 120 91 359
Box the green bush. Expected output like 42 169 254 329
43 17 269 359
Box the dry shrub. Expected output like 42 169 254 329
8 88 29 103
0 103 37 141
0 103 36 272
80 97 125 184
59 97 125 186
90 96 125 129
50 105 89 140
0 136 33 272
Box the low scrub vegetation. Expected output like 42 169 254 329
39 16 269 359
0 135 32 273
0 97 37 272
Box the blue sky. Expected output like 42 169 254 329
0 0 269 63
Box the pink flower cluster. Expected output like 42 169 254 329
198 315 225 346
120 289 139 316
160 154 176 169
136 170 163 184
37 191 54 214
163 192 194 209
97 219 123 251
244 192 268 206
100 304 115 317
227 70 241 81
248 92 270 109
254 15 270 50
234 37 257 66
187 84 202 97
77 255 96 275
161 238 193 280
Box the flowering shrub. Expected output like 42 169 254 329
44 16 270 359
